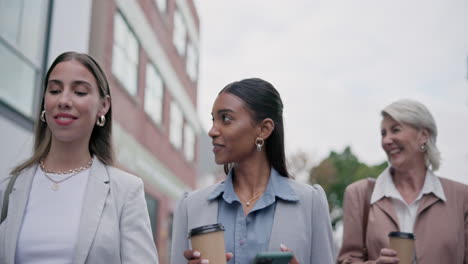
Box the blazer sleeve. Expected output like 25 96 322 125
337 183 375 264
311 184 336 264
119 178 159 263
170 192 190 264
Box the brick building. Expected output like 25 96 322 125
0 0 202 262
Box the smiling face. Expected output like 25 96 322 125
208 92 260 165
43 60 109 146
380 115 428 170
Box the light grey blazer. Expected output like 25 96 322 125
0 158 159 264
170 178 336 264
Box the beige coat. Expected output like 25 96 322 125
338 174 468 264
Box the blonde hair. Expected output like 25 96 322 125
381 99 440 171
11 52 114 175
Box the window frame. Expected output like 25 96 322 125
169 101 183 149
172 9 187 56
112 11 139 96
144 62 165 126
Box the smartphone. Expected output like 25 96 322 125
253 251 293 264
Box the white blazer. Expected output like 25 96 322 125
0 158 159 264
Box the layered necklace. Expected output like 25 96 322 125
40 158 93 191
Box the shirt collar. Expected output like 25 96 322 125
421 169 446 201
371 167 446 204
207 167 299 203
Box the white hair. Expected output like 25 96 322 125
381 99 441 171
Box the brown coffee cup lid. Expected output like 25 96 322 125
189 223 225 238
388 231 415 240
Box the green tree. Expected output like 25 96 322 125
308 146 387 226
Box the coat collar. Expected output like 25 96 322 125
374 197 400 229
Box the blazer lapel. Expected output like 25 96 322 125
4 166 36 264
188 184 219 230
374 197 400 229
268 200 290 250
72 159 110 264
416 193 440 217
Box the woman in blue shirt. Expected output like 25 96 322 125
170 78 335 264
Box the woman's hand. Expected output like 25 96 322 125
280 244 299 264
376 248 399 264
183 250 233 263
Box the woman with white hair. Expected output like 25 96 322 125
338 99 468 264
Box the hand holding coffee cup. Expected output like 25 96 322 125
388 232 415 264
188 224 227 264
183 250 233 263
376 248 399 264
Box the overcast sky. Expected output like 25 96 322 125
195 0 468 184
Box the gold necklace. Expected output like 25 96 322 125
40 158 93 191
239 191 264 207
42 171 83 191
40 158 93 174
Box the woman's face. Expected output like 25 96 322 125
208 92 260 165
43 60 109 146
380 115 427 170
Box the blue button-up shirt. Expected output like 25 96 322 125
207 168 299 264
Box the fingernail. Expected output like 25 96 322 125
201 260 209 264
193 251 201 257
280 243 287 250
227 252 233 257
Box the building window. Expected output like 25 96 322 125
169 102 183 149
184 124 195 161
112 12 139 96
145 63 164 125
172 9 186 56
0 0 49 117
154 0 166 13
186 42 198 81
145 193 159 241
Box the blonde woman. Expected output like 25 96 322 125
338 99 468 264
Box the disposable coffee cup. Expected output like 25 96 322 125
189 223 226 264
388 231 415 264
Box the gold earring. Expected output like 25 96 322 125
40 110 46 122
96 115 106 127
255 137 264 152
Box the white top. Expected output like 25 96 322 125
15 167 90 264
371 168 446 233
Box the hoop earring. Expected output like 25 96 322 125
40 110 46 122
419 143 426 152
96 115 106 127
256 137 264 152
